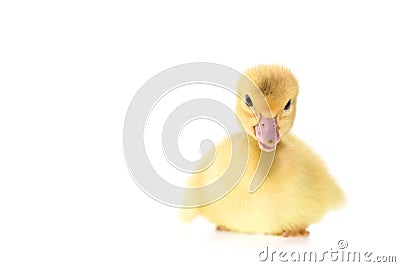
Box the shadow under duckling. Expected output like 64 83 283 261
180 65 345 237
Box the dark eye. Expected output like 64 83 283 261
245 94 253 107
284 99 292 111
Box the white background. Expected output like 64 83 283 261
1 0 399 266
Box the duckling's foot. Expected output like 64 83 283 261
282 229 310 237
216 225 230 232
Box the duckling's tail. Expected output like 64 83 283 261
328 180 346 211
332 186 346 210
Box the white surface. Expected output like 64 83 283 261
1 0 399 266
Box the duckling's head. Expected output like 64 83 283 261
236 65 299 152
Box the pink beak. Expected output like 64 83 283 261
255 116 280 152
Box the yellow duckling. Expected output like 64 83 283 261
180 65 345 237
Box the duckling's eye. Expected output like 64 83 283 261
245 94 253 107
284 99 292 111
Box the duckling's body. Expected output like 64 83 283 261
181 65 345 236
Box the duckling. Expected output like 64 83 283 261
180 65 345 237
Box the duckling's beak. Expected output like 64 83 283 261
255 116 280 152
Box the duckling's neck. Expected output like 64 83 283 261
247 136 262 154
